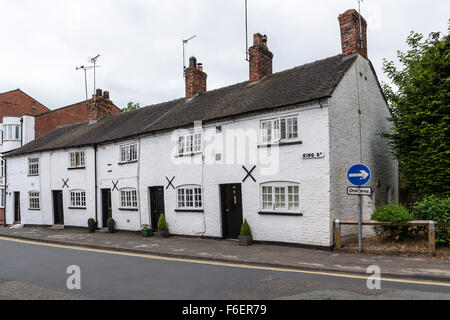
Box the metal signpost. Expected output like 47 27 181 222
347 164 371 252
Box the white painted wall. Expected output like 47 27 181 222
329 55 399 241
97 141 139 230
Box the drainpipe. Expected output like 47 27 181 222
3 156 6 227
20 117 24 146
94 144 98 225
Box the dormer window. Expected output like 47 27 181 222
4 125 21 141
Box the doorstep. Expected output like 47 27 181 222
49 224 65 230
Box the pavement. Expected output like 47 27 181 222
0 226 449 283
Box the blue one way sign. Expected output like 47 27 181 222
347 164 371 186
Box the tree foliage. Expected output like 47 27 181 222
382 24 450 197
122 101 141 112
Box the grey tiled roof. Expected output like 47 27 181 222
6 54 357 157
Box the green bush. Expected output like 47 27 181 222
410 196 450 245
88 218 95 223
371 204 414 241
240 219 251 236
158 214 167 230
107 217 115 223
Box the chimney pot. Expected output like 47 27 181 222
103 91 110 99
96 88 103 97
189 56 197 68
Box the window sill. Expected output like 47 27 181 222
175 209 204 213
69 207 87 210
118 160 138 165
175 152 202 158
119 208 139 211
27 174 39 177
258 211 303 216
68 167 86 170
258 141 302 148
28 208 41 211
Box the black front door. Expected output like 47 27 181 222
14 192 21 222
102 189 112 228
220 184 243 239
149 187 165 230
52 190 64 225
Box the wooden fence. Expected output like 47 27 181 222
334 220 450 256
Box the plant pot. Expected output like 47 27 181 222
158 229 169 238
88 221 96 233
141 229 153 237
239 235 253 246
107 221 115 233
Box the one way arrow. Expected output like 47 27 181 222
349 170 370 180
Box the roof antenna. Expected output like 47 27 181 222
182 35 197 78
75 65 95 101
88 54 101 95
245 0 249 62
358 0 364 50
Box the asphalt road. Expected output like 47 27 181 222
0 238 449 300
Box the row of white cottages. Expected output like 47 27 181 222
3 10 398 248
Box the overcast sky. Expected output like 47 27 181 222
0 0 448 110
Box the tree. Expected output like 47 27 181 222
122 101 141 112
382 24 449 197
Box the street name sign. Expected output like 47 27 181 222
347 187 372 196
347 164 371 186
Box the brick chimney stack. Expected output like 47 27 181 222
338 9 368 59
185 56 207 98
249 33 273 82
87 89 115 121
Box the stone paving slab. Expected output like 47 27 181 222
0 226 449 282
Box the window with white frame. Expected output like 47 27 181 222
29 192 40 210
177 185 203 209
120 189 138 209
120 143 138 163
177 132 202 156
0 188 5 208
260 182 300 212
260 115 299 144
69 151 85 168
70 190 86 208
0 159 4 178
4 125 21 141
28 157 39 176
0 130 3 144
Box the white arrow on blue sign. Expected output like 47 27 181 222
347 164 371 186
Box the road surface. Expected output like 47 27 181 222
0 237 449 300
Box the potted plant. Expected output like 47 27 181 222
107 217 115 233
141 224 153 237
239 219 253 246
157 214 169 238
87 218 96 233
